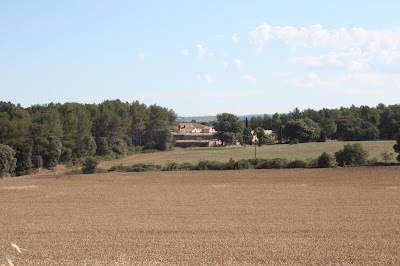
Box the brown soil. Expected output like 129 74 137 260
1 167 399 265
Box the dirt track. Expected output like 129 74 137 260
1 167 399 265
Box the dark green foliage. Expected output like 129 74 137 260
242 127 253 145
143 105 177 151
214 113 244 145
59 147 73 164
0 144 17 177
256 158 289 169
95 137 111 156
284 119 321 143
32 155 43 169
196 160 224 170
317 152 337 168
109 163 161 172
178 162 195 170
163 162 179 171
319 118 337 139
335 144 368 166
394 129 400 162
82 157 99 174
12 138 33 175
287 159 307 168
109 138 128 156
254 127 270 146
41 135 63 168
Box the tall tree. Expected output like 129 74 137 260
214 113 244 145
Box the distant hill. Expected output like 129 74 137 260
177 114 273 122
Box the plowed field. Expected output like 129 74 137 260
1 167 399 265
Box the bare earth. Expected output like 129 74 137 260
1 167 399 265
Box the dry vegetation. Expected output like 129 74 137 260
1 166 399 265
99 140 396 168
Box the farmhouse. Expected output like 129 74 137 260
173 122 218 147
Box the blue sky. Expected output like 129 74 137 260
1 1 400 116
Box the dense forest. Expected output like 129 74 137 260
1 101 400 177
0 100 177 176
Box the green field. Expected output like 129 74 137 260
99 140 397 168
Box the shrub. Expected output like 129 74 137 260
380 149 394 163
163 162 179 171
196 160 223 170
178 162 194 170
82 157 98 174
334 143 368 166
109 138 128 156
287 159 307 168
234 159 253 170
306 157 319 168
317 152 337 168
109 163 162 172
367 156 379 165
257 158 288 169
292 138 299 144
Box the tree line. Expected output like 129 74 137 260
0 100 177 176
1 101 400 177
214 104 400 145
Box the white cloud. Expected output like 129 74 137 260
290 48 369 70
208 52 214 57
249 23 273 52
223 61 228 69
197 44 208 58
250 23 400 51
137 53 145 58
250 22 400 71
234 59 241 69
182 49 189 56
232 33 239 42
216 34 224 38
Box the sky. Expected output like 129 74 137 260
1 1 400 116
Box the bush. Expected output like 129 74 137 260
178 162 194 170
317 152 337 168
380 149 394 163
196 160 223 170
306 157 319 168
257 158 288 169
334 143 368 166
109 138 128 156
82 157 98 174
234 159 253 170
287 159 307 168
163 162 179 171
367 156 379 165
292 138 299 144
109 163 162 172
